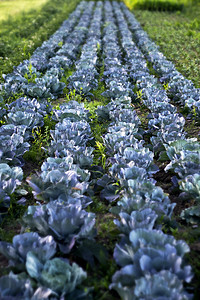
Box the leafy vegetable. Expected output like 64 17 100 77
0 272 33 299
22 201 96 253
114 209 158 235
0 232 56 270
26 254 89 298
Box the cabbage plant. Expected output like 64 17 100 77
104 131 142 155
22 201 96 253
0 163 23 222
181 206 200 225
133 271 192 299
179 174 200 201
109 108 141 126
27 169 89 203
112 245 192 292
40 157 91 183
48 144 94 168
9 97 52 116
6 111 43 128
117 179 175 218
113 229 190 268
0 124 30 166
110 270 192 300
111 147 159 178
0 232 56 270
53 100 90 122
114 209 158 235
0 272 33 299
50 119 92 149
165 139 200 178
0 163 23 194
26 254 89 299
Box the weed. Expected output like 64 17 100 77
24 63 37 83
192 106 198 119
22 44 30 58
84 101 109 167
43 113 56 129
65 89 83 103
87 257 118 300
96 41 101 53
136 89 143 101
163 82 169 91
58 41 63 47
61 69 75 94
4 91 25 105
23 122 53 163
0 225 18 243
95 141 106 169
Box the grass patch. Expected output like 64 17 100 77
0 0 80 80
124 0 190 10
136 0 185 11
133 3 200 87
0 0 48 22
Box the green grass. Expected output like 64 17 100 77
0 0 80 80
133 3 200 87
124 0 189 10
0 0 48 22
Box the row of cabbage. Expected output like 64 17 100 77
0 100 97 299
0 96 53 223
0 3 105 296
0 4 102 299
101 1 132 99
68 1 103 97
114 1 200 225
96 2 193 299
0 1 95 101
0 0 98 221
30 1 86 72
105 97 193 300
120 2 200 116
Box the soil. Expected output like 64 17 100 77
22 159 41 178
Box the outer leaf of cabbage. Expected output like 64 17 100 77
114 209 157 235
0 232 56 270
26 253 87 296
179 174 200 202
0 272 33 298
134 271 193 300
181 205 200 224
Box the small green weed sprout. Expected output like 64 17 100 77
32 126 50 152
163 82 169 91
95 141 106 169
24 125 51 163
136 89 143 101
97 41 101 53
65 89 83 103
24 63 37 83
192 106 198 119
58 41 63 47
